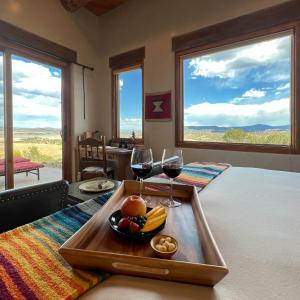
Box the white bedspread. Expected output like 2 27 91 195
80 167 300 300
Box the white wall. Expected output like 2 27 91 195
96 0 300 172
0 0 102 179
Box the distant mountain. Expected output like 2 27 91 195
185 124 290 132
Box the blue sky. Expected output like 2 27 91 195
117 33 291 137
1 33 292 134
183 34 291 128
0 54 62 129
118 68 142 137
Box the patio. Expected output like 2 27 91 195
0 166 62 190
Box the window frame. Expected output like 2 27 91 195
0 39 72 188
111 63 144 144
174 4 300 154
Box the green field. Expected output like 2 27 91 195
184 128 290 145
0 128 62 167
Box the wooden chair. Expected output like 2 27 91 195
76 136 114 181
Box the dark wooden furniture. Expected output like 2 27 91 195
68 177 120 205
76 136 115 181
0 180 69 233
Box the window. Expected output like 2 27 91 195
113 67 143 139
110 47 145 143
174 2 300 153
183 33 292 145
0 19 74 189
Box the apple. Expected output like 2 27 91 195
121 195 146 217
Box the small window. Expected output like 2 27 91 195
182 33 292 146
110 47 145 143
112 66 143 141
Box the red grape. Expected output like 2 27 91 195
129 221 140 233
117 217 130 230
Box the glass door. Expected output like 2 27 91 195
0 52 5 190
11 54 63 188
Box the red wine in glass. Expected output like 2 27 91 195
131 163 152 179
162 164 183 178
131 148 153 205
161 149 183 208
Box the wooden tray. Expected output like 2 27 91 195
59 181 229 286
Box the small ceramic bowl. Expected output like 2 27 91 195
150 234 178 259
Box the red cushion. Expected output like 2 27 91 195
0 161 44 175
0 157 30 166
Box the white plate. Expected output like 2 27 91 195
79 180 115 192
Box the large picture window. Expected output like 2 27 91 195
174 1 300 154
183 33 292 146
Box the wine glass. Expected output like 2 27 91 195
131 148 153 205
160 148 183 208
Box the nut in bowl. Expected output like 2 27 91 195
150 235 178 259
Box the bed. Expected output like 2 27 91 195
0 157 44 180
80 166 300 300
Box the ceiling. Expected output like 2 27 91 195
60 0 130 16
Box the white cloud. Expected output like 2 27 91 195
189 35 291 81
0 56 62 128
119 79 124 91
230 88 266 104
120 118 142 129
242 88 266 98
277 82 290 90
184 98 290 127
12 59 61 96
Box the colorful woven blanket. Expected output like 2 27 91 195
0 162 230 299
0 193 112 300
155 162 230 191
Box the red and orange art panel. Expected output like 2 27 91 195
145 91 171 121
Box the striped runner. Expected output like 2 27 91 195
155 162 230 191
0 192 112 300
0 162 229 299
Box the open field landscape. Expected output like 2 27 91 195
0 128 62 167
184 127 290 145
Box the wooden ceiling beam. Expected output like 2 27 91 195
60 0 91 12
60 0 129 16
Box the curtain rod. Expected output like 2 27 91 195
4 37 94 71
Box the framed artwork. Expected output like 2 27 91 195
145 91 172 121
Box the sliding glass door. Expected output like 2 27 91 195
0 46 71 190
11 55 63 188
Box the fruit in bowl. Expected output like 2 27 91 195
115 202 167 235
120 195 147 217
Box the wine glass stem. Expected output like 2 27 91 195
170 178 174 205
140 178 143 198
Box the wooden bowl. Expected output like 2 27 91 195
150 234 178 259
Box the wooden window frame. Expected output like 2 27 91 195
110 48 145 144
174 0 300 154
0 26 73 188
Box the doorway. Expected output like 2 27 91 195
0 47 71 190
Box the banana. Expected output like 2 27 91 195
140 213 167 232
147 207 166 220
146 206 163 218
